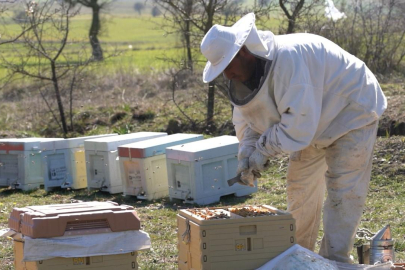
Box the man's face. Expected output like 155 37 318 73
223 48 255 82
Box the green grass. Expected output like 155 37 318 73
0 4 404 268
0 10 282 79
68 15 180 47
0 150 404 269
0 14 200 79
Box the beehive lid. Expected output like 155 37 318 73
0 138 64 152
52 134 119 149
166 135 239 162
178 205 293 226
8 201 141 238
84 132 167 151
118 133 204 158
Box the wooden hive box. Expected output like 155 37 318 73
177 205 296 270
13 237 139 270
8 201 140 238
8 201 148 270
118 133 204 200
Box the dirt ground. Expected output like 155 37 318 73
373 136 405 178
378 95 405 136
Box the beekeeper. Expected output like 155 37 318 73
200 13 387 263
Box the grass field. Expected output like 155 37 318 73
0 14 186 78
0 6 282 79
0 143 404 269
0 1 404 269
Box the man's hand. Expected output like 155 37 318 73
236 148 267 187
248 149 270 172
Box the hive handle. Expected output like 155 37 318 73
181 218 191 244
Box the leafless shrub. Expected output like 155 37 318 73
0 0 91 136
277 0 325 34
153 0 277 127
315 0 405 74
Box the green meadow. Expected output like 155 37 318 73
0 14 188 79
1 3 404 269
0 8 281 78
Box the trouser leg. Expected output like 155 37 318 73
319 122 378 263
286 146 327 251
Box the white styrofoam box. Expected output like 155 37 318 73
166 135 257 205
85 132 167 194
0 138 64 191
43 134 118 191
118 133 204 200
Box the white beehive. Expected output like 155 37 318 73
0 138 64 191
43 134 118 191
85 132 167 194
166 135 257 205
118 133 204 200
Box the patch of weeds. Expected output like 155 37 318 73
121 103 132 112
112 124 132 135
132 110 155 122
110 111 128 124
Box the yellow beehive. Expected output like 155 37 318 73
13 239 138 270
177 205 295 270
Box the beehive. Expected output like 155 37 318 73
166 135 257 205
118 133 204 200
0 138 64 191
8 201 148 270
13 238 139 270
43 134 118 191
177 205 296 270
8 201 140 238
84 132 167 194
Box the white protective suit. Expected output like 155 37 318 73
231 25 387 262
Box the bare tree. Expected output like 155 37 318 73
0 0 91 137
318 0 405 73
154 0 276 128
154 0 229 127
134 2 145 15
65 0 114 61
151 5 162 17
278 0 324 34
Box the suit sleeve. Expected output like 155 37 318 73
256 48 324 156
233 107 261 159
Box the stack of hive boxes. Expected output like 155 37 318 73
8 201 149 270
177 205 296 270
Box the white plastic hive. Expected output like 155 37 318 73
84 132 167 194
43 134 117 191
118 133 204 200
166 135 257 205
0 138 64 191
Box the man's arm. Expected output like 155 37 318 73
256 49 324 157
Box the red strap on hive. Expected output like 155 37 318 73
0 143 24 154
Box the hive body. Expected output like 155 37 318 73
118 133 204 200
84 132 167 193
166 136 257 205
177 205 296 270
